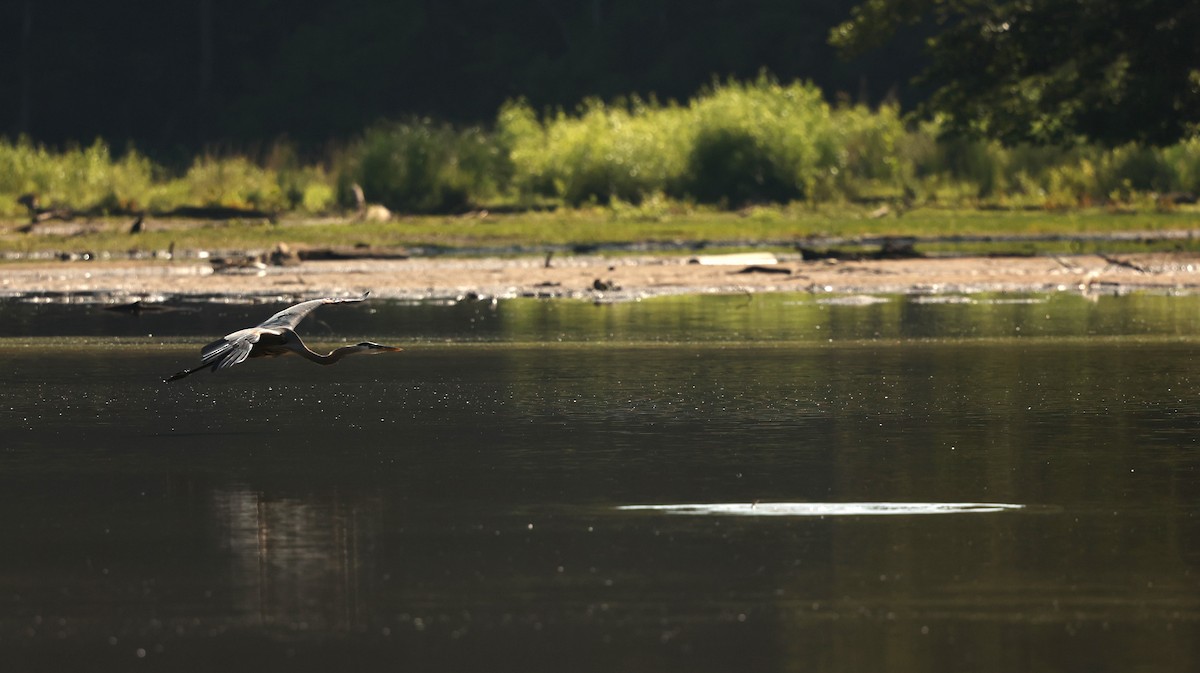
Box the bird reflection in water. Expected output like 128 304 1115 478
216 489 379 632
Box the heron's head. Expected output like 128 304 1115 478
355 341 404 353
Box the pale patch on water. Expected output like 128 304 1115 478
617 502 1027 516
975 297 1047 305
908 294 975 304
815 295 891 306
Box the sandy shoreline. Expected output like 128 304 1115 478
3 252 1200 302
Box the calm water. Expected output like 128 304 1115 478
1 292 1199 672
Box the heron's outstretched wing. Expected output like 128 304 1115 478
254 292 370 332
166 293 372 382
199 327 267 371
166 327 269 381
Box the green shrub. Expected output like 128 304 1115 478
836 103 904 182
1161 136 1200 194
347 119 507 214
499 97 687 206
501 76 908 207
180 155 286 211
0 138 156 216
1103 144 1176 194
673 76 850 204
682 79 817 204
260 140 336 213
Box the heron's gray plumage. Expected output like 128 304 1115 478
256 293 369 331
166 292 400 382
200 329 258 371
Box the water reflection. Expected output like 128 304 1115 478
617 502 1031 515
215 489 378 634
2 295 1200 672
8 290 1200 343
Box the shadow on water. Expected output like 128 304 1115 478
1 293 1200 672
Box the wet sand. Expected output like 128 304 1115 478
3 252 1200 302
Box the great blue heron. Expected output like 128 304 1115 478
166 292 402 382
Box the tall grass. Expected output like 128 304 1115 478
0 137 338 218
907 130 1200 207
3 76 1200 220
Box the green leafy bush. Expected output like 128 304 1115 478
179 155 285 211
499 97 687 206
346 119 508 213
0 138 155 216
501 76 909 207
682 78 824 204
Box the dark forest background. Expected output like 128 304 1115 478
0 0 926 155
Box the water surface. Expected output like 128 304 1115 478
1 292 1198 672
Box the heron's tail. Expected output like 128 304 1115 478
165 366 202 382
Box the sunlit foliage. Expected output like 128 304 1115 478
3 76 1200 218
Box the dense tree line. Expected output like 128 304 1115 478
832 0 1200 145
0 0 925 156
5 0 1192 158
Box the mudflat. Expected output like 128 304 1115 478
3 252 1200 301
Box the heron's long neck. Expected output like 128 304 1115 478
293 343 367 365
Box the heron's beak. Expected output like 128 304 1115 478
377 345 404 352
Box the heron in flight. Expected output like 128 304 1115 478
166 292 402 382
